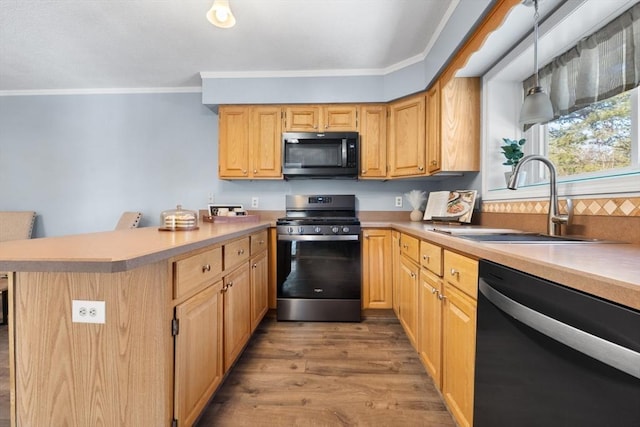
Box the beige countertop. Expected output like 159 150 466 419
0 221 271 273
1 218 638 310
364 221 640 311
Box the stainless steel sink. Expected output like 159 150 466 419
428 226 623 243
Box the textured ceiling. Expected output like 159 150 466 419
0 0 467 93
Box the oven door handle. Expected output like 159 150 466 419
479 279 640 379
277 235 359 242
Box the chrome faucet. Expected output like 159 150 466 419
507 155 572 236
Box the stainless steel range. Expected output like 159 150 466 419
276 194 361 322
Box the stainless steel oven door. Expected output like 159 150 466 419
276 234 361 321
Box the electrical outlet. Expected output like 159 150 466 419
251 197 259 208
72 300 106 324
395 196 403 208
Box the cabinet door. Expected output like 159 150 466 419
284 105 321 131
426 82 441 174
323 104 358 131
388 94 426 177
174 281 224 427
250 251 269 333
399 255 419 349
419 269 443 389
440 77 480 172
391 231 401 317
223 262 251 371
442 282 477 427
362 229 392 309
250 106 282 178
359 104 387 178
219 106 250 178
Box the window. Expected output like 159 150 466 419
525 87 638 183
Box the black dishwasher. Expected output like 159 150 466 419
474 260 640 427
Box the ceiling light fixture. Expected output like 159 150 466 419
206 0 236 29
519 0 553 126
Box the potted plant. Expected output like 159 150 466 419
501 137 527 185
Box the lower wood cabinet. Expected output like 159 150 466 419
250 250 269 332
399 254 419 348
418 268 443 389
362 228 392 309
391 231 401 316
174 281 224 426
223 261 252 372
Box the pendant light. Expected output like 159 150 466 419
206 0 236 28
519 0 553 126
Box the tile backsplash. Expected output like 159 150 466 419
481 196 640 217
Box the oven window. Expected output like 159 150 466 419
277 239 361 299
284 143 342 168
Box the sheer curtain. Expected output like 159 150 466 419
523 2 640 119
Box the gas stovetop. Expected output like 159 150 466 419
277 194 360 235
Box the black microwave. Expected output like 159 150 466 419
282 132 359 179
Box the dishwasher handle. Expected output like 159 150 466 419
479 278 640 380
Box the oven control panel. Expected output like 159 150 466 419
276 224 361 236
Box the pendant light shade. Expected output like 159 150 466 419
207 0 236 28
519 0 554 126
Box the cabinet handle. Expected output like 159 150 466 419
418 166 424 171
202 264 211 273
450 268 460 279
431 160 437 166
221 285 228 293
423 255 430 262
252 263 257 269
438 293 446 301
253 169 258 174
410 272 416 278
242 170 247 175
431 287 438 294
259 240 265 245
227 281 233 287
237 249 245 255
362 170 366 174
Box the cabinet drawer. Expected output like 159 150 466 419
420 241 442 276
400 233 420 263
174 247 222 299
443 250 478 300
250 230 268 255
224 237 250 271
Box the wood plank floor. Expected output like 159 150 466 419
0 311 455 427
196 311 455 426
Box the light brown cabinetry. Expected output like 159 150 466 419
174 246 222 300
438 77 480 172
359 104 388 178
426 82 441 174
284 104 358 131
223 261 251 371
362 228 392 309
391 230 401 316
419 268 443 388
398 233 420 348
442 250 478 427
249 230 269 332
174 280 224 426
218 105 282 179
388 93 426 177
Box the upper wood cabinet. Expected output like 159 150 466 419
426 82 441 174
388 93 426 177
359 104 388 179
284 104 358 132
439 77 480 172
218 106 282 179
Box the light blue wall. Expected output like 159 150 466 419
0 92 477 238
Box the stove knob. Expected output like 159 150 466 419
342 227 350 233
287 227 294 234
298 226 304 234
331 226 339 234
314 227 322 233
